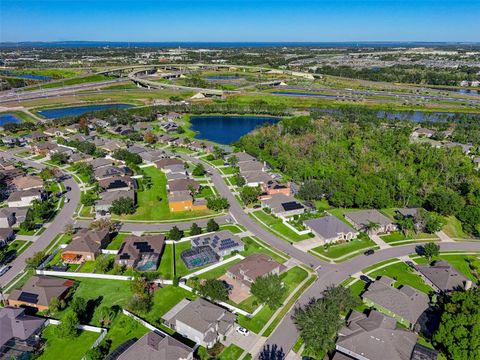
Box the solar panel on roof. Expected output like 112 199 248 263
282 201 304 211
18 292 39 304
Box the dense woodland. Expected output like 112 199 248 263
238 109 480 235
316 65 480 86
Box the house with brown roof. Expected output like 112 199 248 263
61 229 110 264
345 210 397 235
95 190 136 215
155 158 183 169
8 276 75 312
116 331 193 360
7 188 44 208
168 191 207 212
226 253 286 293
115 234 165 271
98 176 136 192
31 143 57 156
0 307 46 360
12 176 44 191
167 179 201 193
43 127 65 138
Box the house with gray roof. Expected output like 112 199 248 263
95 190 136 214
190 230 244 258
335 310 418 360
304 215 359 244
362 277 430 328
88 157 113 170
116 331 193 360
115 234 165 272
0 307 46 360
162 298 235 348
94 165 128 180
415 261 470 293
345 210 397 234
139 150 167 164
261 193 305 217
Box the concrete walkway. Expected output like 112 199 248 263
436 230 455 242
369 234 390 249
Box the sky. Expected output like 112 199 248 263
1 0 479 43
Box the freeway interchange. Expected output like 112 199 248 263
1 147 479 358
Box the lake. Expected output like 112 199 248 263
433 87 479 95
190 115 281 144
0 71 52 81
0 113 22 127
37 104 133 119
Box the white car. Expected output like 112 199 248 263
236 326 249 336
0 265 11 277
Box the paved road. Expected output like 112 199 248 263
0 152 81 287
263 241 480 356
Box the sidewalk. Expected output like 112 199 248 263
436 230 455 242
369 234 390 249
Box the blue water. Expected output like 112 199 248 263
136 261 157 272
190 115 281 144
204 75 243 80
37 104 133 119
433 87 479 95
0 113 22 126
0 71 52 81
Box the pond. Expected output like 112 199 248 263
433 87 479 95
0 113 22 127
190 115 281 144
0 71 52 81
37 104 133 119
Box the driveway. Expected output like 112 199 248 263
219 274 250 304
225 325 258 350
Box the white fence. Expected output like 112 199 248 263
122 308 168 335
36 269 133 281
181 254 244 280
101 249 119 255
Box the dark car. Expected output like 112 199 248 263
405 261 416 269
66 186 72 191
360 275 372 283
364 249 375 256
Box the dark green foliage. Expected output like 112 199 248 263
81 190 97 206
251 274 286 310
50 153 68 165
423 242 440 261
426 188 465 216
192 163 206 177
55 311 79 338
25 251 45 269
168 226 184 241
189 223 202 236
112 149 142 165
206 197 230 211
109 197 136 215
457 205 480 236
433 288 480 360
198 279 229 301
240 186 261 205
206 219 219 233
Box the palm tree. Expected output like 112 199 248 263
363 221 380 234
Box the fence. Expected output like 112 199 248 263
36 269 133 281
122 308 168 335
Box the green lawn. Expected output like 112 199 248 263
413 254 480 282
5 240 31 257
220 166 237 175
115 166 214 221
362 258 401 274
158 244 174 280
39 326 99 360
240 236 287 264
237 267 308 333
381 231 439 243
106 232 130 250
250 210 313 242
442 216 472 239
210 159 225 166
219 344 245 360
347 279 368 297
101 314 149 354
310 235 376 260
369 262 434 294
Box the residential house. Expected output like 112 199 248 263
232 152 256 164
155 158 183 169
415 261 470 293
260 180 291 198
304 215 359 244
362 276 430 328
110 125 133 136
168 191 207 212
167 179 201 193
162 298 235 348
132 122 153 132
0 157 15 171
140 150 167 164
127 145 147 155
115 234 166 271
69 153 93 163
473 157 480 170
345 210 397 234
166 112 182 121
0 228 14 247
31 142 57 156
116 331 193 360
65 124 80 133
88 157 113 170
30 132 47 142
94 165 128 180
411 128 435 138
335 310 418 360
50 145 75 158
160 120 179 133
7 188 44 207
8 276 75 312
242 171 272 187
190 230 244 258
226 253 286 292
261 193 305 217
0 307 46 360
0 208 16 228
11 176 43 191
61 228 110 264
98 176 136 192
166 172 188 181
100 140 126 153
2 207 28 225
43 127 65 138
163 164 186 175
95 190 136 214
1 136 16 147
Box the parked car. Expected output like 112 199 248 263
0 265 11 277
360 275 372 283
236 326 250 336
405 261 416 269
66 186 72 191
364 249 375 256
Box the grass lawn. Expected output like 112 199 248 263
381 231 439 243
442 216 472 239
115 166 215 221
219 224 245 234
413 254 480 282
369 262 434 294
158 244 174 280
106 232 130 250
310 236 376 260
28 74 114 92
250 210 313 243
174 241 194 277
6 240 31 257
186 258 243 288
31 154 45 160
220 166 237 175
240 236 287 264
219 344 245 360
101 314 149 354
39 326 99 360
347 279 368 297
237 267 308 333
79 205 94 218
362 258 401 274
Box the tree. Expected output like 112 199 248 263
192 163 206 177
98 306 117 327
251 274 286 309
206 197 230 211
55 311 79 338
427 188 465 216
50 153 68 165
97 256 114 273
240 186 261 205
71 297 87 317
112 149 142 166
199 279 228 301
144 131 157 144
362 221 380 234
0 285 6 307
190 223 202 236
417 209 444 233
39 168 56 181
423 242 440 261
206 219 219 233
49 297 64 314
457 205 480 236
109 197 136 215
395 214 415 236
168 226 184 241
234 174 246 187
89 218 114 231
228 155 239 167
433 288 480 359
64 223 74 236
212 146 225 159
26 251 45 269
19 209 36 232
